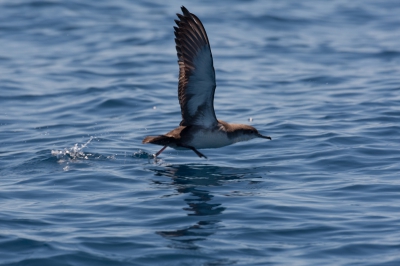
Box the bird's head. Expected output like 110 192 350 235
232 125 271 142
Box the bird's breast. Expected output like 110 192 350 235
184 129 234 149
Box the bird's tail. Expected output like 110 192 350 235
142 135 175 146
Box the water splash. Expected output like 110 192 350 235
51 136 95 160
133 149 153 159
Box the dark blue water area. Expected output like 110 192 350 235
1 0 400 265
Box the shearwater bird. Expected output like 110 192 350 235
142 6 271 159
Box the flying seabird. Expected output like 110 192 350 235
142 6 271 159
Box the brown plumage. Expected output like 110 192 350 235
174 6 217 127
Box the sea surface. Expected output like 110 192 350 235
1 0 400 265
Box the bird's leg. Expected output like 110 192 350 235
190 147 207 159
154 145 167 157
177 144 207 159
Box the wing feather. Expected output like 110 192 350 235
174 6 217 127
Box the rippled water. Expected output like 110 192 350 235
1 0 400 265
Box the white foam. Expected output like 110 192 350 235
51 136 95 160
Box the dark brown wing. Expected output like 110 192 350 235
174 6 218 127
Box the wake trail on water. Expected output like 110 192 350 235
51 136 163 171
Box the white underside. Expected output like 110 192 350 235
187 130 233 149
172 128 256 150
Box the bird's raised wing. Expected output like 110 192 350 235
174 6 218 128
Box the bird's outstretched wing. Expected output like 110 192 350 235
174 6 218 127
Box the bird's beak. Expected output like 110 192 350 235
258 133 271 140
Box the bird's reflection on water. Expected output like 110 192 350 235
148 164 264 249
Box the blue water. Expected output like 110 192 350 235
1 0 400 265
